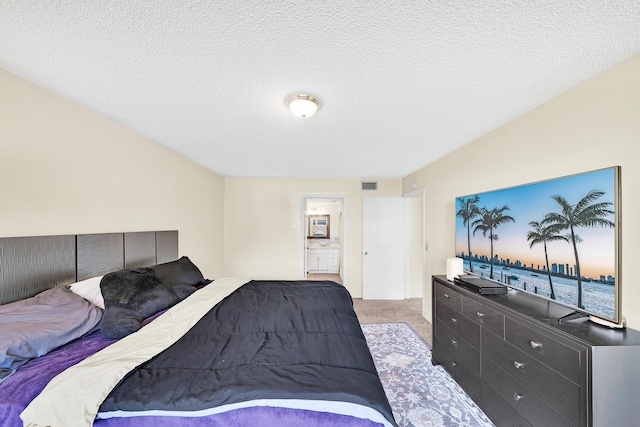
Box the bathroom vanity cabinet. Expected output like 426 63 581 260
307 248 339 273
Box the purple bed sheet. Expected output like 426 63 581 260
0 329 385 427
0 329 114 426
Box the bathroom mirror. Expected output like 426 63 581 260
307 215 330 238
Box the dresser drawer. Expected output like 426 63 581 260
505 318 584 384
434 281 462 312
435 320 480 376
483 329 580 422
433 337 482 397
435 299 480 349
462 296 505 338
482 357 577 427
477 382 534 427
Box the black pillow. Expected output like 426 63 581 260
100 268 181 339
149 256 206 288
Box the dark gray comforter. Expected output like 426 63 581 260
99 280 396 426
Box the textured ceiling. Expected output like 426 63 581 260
1 1 639 178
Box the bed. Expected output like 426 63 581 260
0 231 396 427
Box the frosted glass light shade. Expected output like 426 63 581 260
287 94 319 118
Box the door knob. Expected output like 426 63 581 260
529 340 542 349
364 251 368 255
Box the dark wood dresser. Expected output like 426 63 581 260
432 275 640 427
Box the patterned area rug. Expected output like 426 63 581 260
361 323 495 427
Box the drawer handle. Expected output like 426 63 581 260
443 293 450 298
476 311 485 318
451 339 457 345
450 317 458 324
513 393 524 402
529 340 543 350
513 361 525 369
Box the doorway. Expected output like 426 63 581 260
404 188 425 304
301 196 347 285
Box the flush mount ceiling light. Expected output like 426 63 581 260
287 94 320 118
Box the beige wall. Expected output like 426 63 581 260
404 53 640 328
224 178 402 297
325 203 342 240
0 68 226 278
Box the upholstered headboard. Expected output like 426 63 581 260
0 231 178 305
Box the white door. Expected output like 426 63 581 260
362 197 407 299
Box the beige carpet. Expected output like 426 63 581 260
352 298 432 346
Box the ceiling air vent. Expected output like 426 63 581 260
361 181 378 191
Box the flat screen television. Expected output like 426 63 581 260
455 166 621 326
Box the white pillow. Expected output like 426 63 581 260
69 276 105 309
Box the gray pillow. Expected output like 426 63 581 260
0 285 102 383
